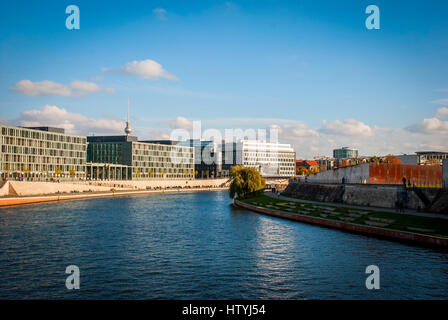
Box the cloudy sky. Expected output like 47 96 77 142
0 0 447 158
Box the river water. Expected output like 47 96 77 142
0 191 447 299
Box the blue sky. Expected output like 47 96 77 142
1 0 447 158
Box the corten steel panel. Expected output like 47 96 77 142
369 163 442 187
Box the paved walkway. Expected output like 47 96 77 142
264 192 448 220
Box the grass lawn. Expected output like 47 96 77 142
239 194 448 238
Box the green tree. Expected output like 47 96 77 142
229 165 266 199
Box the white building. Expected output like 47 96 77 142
223 140 296 177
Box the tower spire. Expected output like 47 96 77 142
124 97 132 136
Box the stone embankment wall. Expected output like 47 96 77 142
0 178 230 197
306 163 370 184
283 182 443 211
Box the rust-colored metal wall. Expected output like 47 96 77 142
369 163 442 187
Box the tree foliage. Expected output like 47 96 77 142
229 165 266 199
383 155 403 165
296 167 310 176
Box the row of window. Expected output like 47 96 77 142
244 158 295 163
2 146 85 159
1 127 86 144
2 137 86 151
133 150 194 158
243 152 295 157
133 167 194 174
133 143 192 152
132 161 194 169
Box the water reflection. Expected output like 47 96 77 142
0 191 447 299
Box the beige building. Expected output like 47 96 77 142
0 125 87 180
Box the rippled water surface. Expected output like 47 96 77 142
0 191 447 299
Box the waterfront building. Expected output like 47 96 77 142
0 125 87 180
87 136 195 180
223 140 296 177
178 139 224 179
333 147 358 159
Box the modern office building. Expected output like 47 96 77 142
178 139 224 179
87 135 195 180
223 140 296 177
333 147 358 159
0 125 87 180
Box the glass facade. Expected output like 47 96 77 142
87 137 195 180
132 142 194 179
333 147 359 159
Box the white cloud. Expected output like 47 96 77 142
18 105 123 135
271 123 319 139
11 80 115 97
70 80 115 94
170 116 193 129
431 98 448 105
407 117 448 135
116 59 178 81
153 8 167 20
320 119 373 137
436 107 448 119
12 80 72 96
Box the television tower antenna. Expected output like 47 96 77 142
124 97 132 136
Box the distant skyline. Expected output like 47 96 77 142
1 0 447 158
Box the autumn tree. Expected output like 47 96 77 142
309 167 320 174
296 167 310 176
383 155 403 165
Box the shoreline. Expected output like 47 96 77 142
0 187 228 208
234 199 448 248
